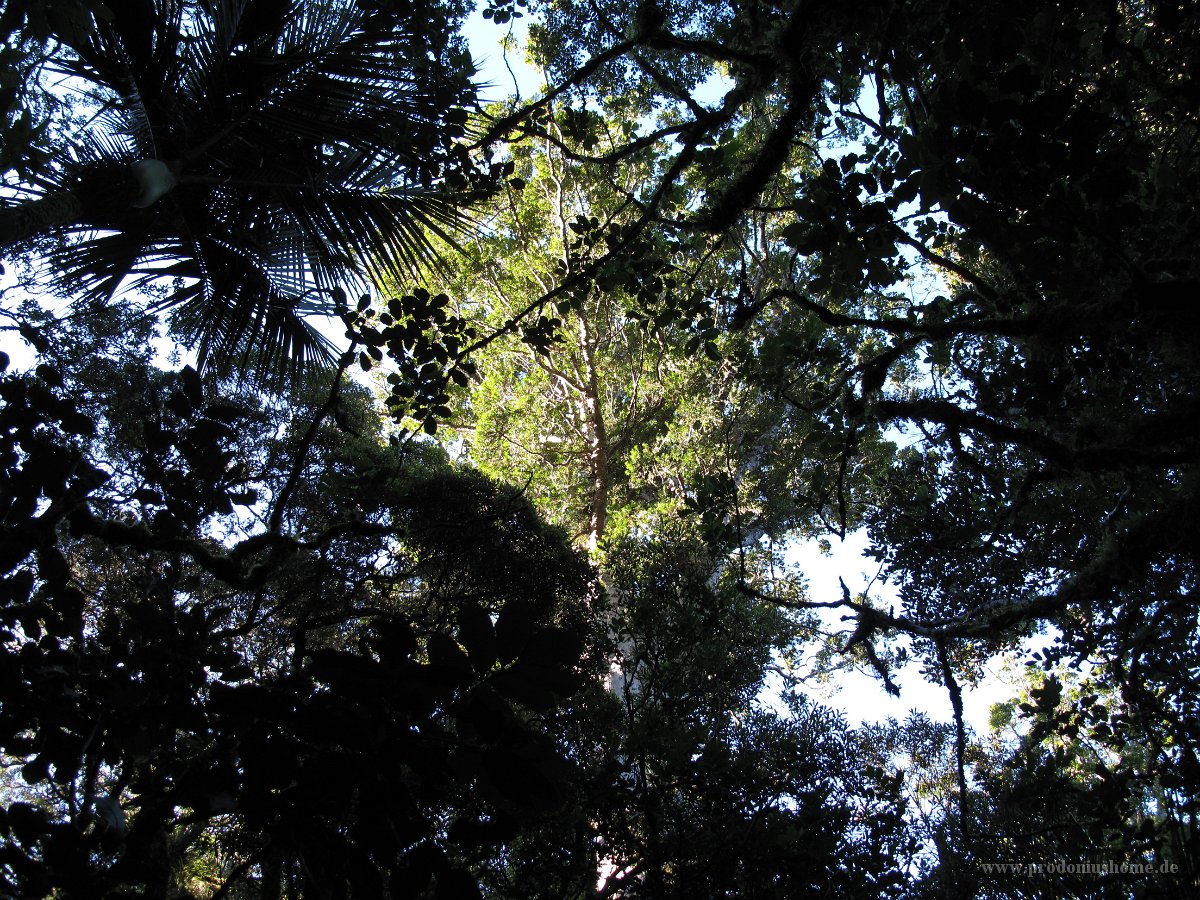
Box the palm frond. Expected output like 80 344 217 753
14 0 483 385
164 235 338 377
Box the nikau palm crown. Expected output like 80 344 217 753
0 0 483 377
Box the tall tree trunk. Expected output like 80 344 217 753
0 190 84 248
578 312 609 552
572 307 638 699
1 160 174 250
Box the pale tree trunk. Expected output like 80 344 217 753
542 134 632 700
574 330 643 700
1 160 174 250
578 312 609 553
0 190 84 248
570 306 639 698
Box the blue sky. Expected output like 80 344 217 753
462 7 543 102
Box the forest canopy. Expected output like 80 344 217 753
1 0 1198 897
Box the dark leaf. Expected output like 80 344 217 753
435 868 483 900
495 598 537 664
180 365 204 408
426 633 473 679
457 603 496 672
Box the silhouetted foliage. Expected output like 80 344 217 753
4 0 1200 895
0 329 594 896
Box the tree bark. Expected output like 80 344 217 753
0 190 84 248
0 160 174 250
578 312 609 552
